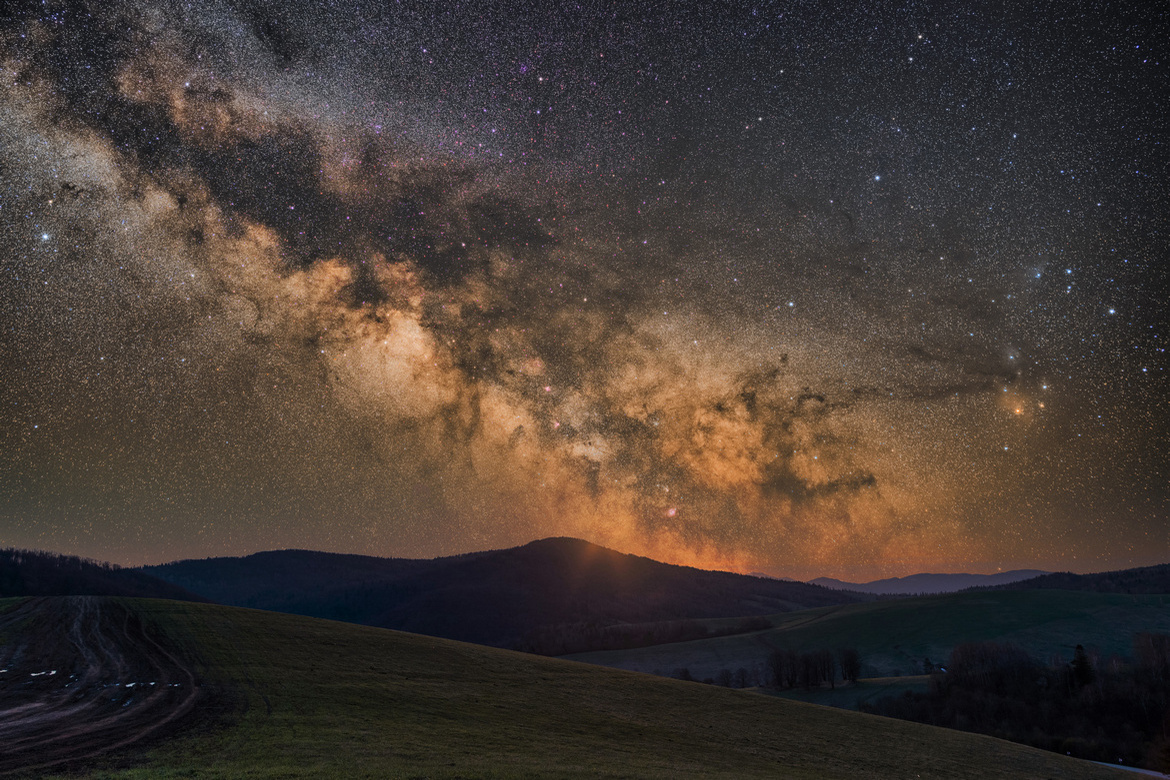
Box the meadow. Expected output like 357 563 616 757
565 589 1170 682
3 598 1128 778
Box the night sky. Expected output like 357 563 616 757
1 0 1165 579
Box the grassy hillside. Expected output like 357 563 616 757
565 589 1170 681
768 675 932 711
6 598 1130 779
141 538 860 649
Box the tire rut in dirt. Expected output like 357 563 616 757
0 597 202 774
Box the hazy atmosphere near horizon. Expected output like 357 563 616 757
0 0 1165 579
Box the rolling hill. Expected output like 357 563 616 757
0 548 206 602
141 537 861 648
0 596 1133 778
993 562 1170 594
565 589 1170 682
810 569 1047 595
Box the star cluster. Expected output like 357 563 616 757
0 0 1165 577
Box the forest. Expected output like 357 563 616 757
0 548 205 601
862 634 1170 772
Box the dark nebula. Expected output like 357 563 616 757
0 0 1165 577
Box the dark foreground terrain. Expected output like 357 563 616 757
0 597 202 774
0 597 1133 778
141 537 861 648
0 549 207 602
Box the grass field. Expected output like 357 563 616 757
768 675 931 710
564 589 1170 682
5 598 1130 779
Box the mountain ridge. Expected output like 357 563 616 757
0 548 208 602
141 536 862 648
989 563 1170 594
811 569 1049 595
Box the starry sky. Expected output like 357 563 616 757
0 0 1165 579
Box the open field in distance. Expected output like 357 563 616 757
565 590 1170 681
0 597 1135 779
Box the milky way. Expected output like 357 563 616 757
0 0 1165 577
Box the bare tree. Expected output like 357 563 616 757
837 647 862 683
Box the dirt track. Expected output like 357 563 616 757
0 597 202 774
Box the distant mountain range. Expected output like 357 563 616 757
809 570 1049 595
140 537 861 648
6 539 1166 655
0 548 206 601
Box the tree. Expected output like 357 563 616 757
1135 632 1170 681
769 648 799 689
817 649 837 689
1071 644 1095 687
799 652 820 689
838 647 862 683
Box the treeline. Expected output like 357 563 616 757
659 646 862 690
670 665 767 688
862 634 1170 772
0 548 206 601
520 616 773 656
769 647 862 690
991 563 1170 594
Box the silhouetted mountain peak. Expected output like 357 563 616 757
142 537 862 649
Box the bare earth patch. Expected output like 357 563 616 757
0 597 201 774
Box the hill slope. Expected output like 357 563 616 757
566 589 1170 681
0 596 201 774
142 537 860 647
0 596 1131 778
811 569 1047 595
995 563 1170 594
0 548 206 602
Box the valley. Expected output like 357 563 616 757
0 597 1137 778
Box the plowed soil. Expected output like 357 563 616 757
0 597 201 774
